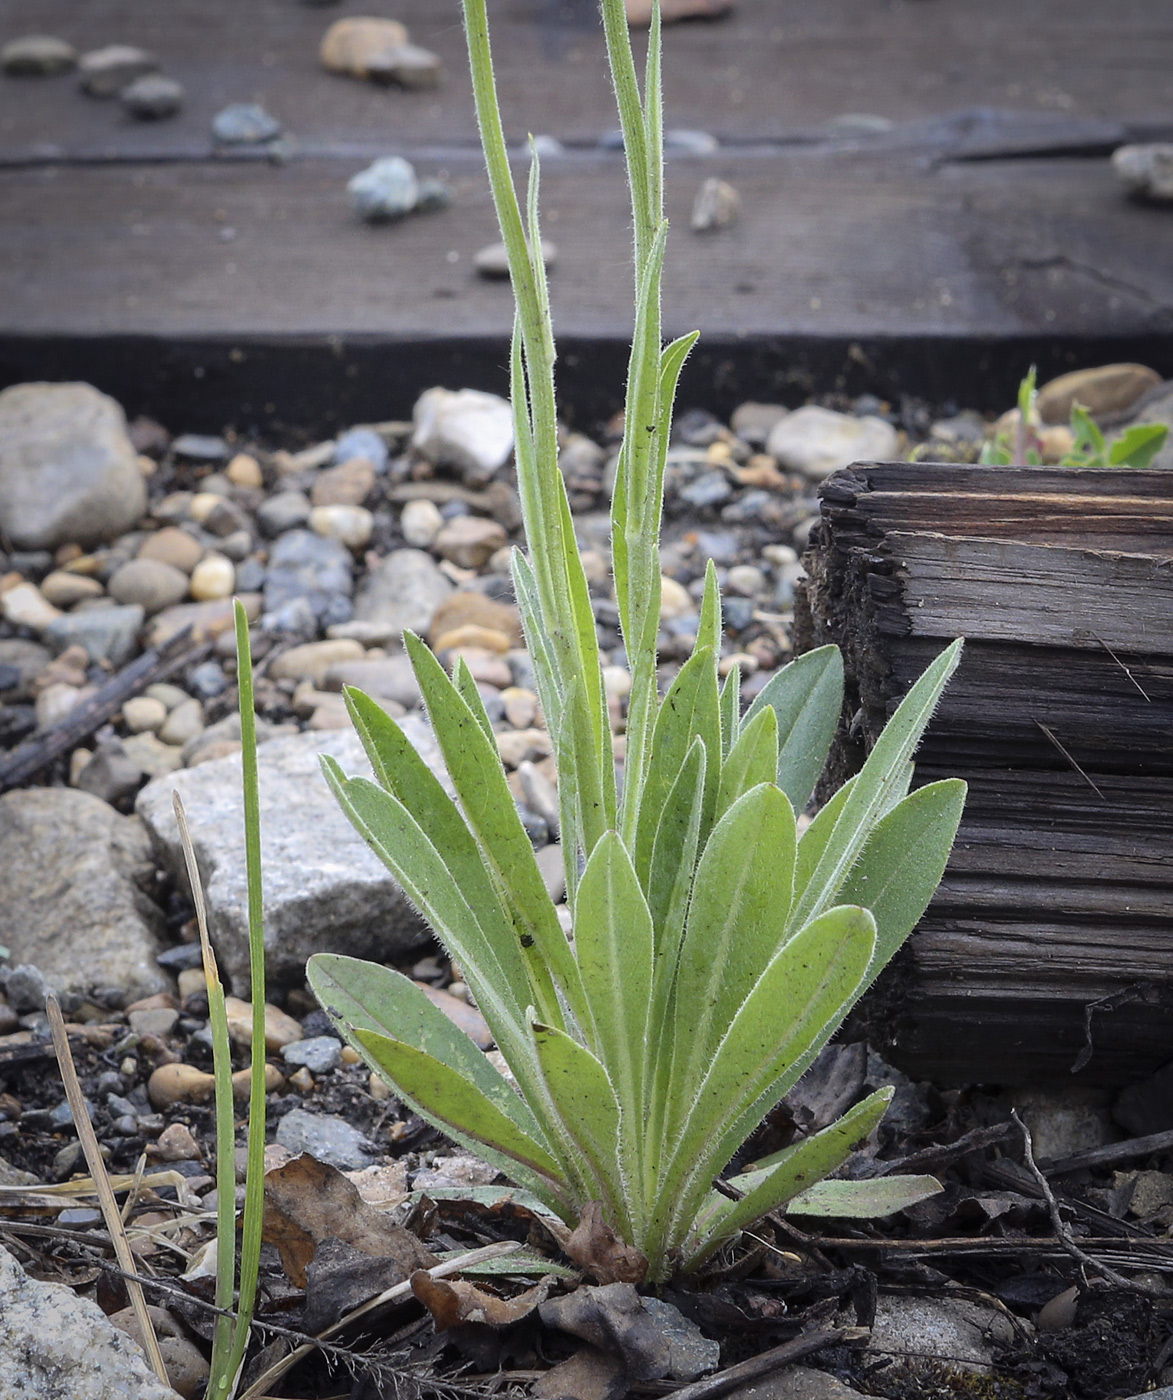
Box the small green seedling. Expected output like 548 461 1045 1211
308 0 965 1284
981 366 1168 468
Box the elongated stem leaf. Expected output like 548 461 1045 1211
745 645 844 811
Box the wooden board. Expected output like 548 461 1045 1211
0 0 1170 426
797 463 1173 1087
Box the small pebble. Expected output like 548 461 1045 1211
148 1063 215 1109
213 103 282 145
226 452 264 488
400 498 443 548
348 156 418 222
159 697 204 746
474 238 557 279
691 177 740 232
121 73 184 120
39 570 105 608
122 695 168 734
2 34 78 76
224 996 304 1051
189 554 235 601
309 504 374 549
281 1035 343 1074
78 44 157 98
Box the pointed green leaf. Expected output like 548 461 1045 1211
668 783 796 1140
355 1027 565 1185
404 631 585 1030
788 640 962 933
1108 422 1167 470
685 1087 893 1267
716 703 778 823
719 664 741 760
634 645 721 884
307 955 541 1141
452 655 497 744
695 560 722 659
658 905 876 1251
786 1174 943 1218
531 1020 627 1230
745 645 844 811
840 778 967 977
574 832 654 1131
646 736 706 952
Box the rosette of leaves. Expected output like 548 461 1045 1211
307 0 966 1285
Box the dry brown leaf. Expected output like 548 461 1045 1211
411 1269 555 1329
262 1152 434 1288
534 1344 628 1400
564 1201 648 1284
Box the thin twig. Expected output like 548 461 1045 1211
1032 719 1107 802
1090 630 1152 702
1012 1109 1151 1294
874 1121 1017 1176
661 1327 868 1400
1047 1126 1173 1176
45 995 170 1386
236 1241 523 1400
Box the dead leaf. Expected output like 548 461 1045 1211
411 1269 555 1329
564 1201 648 1284
262 1153 434 1288
534 1344 628 1400
303 1238 418 1335
545 1282 711 1383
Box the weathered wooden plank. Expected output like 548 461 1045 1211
801 463 1173 1086
2 0 1170 160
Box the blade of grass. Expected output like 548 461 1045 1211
46 995 170 1388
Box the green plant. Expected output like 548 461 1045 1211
981 366 1168 468
307 0 966 1284
173 601 269 1400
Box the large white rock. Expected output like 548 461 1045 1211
412 387 514 485
0 1242 182 1400
0 788 170 997
136 722 439 993
0 382 146 549
766 405 898 482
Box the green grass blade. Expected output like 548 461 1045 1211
744 644 844 811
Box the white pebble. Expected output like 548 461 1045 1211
189 552 235 601
399 498 443 548
122 695 168 733
310 504 373 550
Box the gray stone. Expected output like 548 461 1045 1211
121 74 184 120
257 489 312 537
76 738 145 806
78 44 158 97
726 1364 866 1399
0 639 51 700
367 41 442 89
2 34 77 76
171 433 229 462
212 102 282 145
324 655 421 708
690 176 740 232
0 382 147 550
0 788 169 1000
644 1296 721 1381
264 528 353 622
281 1035 343 1073
766 406 898 482
334 427 388 472
412 387 514 485
275 1108 374 1170
348 156 418 222
136 723 438 991
44 604 144 667
354 547 453 637
474 239 556 279
0 1243 182 1399
730 401 788 447
108 559 189 614
1 964 52 1014
678 470 733 509
996 1085 1115 1162
1113 143 1173 203
870 1294 1016 1374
